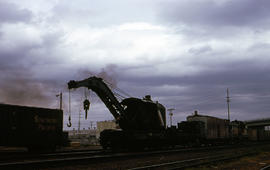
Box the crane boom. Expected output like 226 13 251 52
68 76 124 121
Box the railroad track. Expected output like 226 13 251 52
0 148 104 159
128 142 270 170
128 151 257 170
261 164 270 170
0 145 234 169
0 144 226 163
1 143 269 169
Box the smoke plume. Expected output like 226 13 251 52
0 68 57 108
76 64 118 88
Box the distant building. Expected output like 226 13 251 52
96 120 119 138
66 120 119 145
67 128 98 145
68 127 96 136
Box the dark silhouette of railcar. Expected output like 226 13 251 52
0 103 67 151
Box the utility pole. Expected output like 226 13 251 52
90 121 93 129
59 92 62 110
78 108 81 131
226 88 230 121
56 92 63 110
167 108 175 127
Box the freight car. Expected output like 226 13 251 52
185 111 230 144
0 103 68 151
186 111 230 140
99 112 248 149
230 120 248 141
177 111 248 146
247 126 270 141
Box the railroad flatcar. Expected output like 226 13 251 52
0 103 66 151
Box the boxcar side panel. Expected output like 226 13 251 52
0 104 63 148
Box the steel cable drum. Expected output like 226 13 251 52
120 97 166 131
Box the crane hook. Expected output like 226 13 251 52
67 115 72 127
83 99 90 119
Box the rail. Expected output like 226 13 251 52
128 151 257 170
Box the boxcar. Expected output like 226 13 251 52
230 120 247 141
186 111 230 143
247 127 270 141
0 103 64 151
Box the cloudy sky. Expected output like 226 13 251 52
1 0 270 130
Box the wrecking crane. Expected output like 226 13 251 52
68 76 166 149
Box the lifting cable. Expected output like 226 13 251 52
102 79 132 99
67 89 72 127
113 92 126 100
114 87 132 98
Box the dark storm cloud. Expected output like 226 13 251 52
0 1 32 23
0 38 65 107
0 31 65 71
0 62 66 108
159 0 270 28
0 44 38 70
0 27 66 108
118 58 270 121
0 68 55 107
0 1 66 108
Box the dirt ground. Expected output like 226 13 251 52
191 151 270 170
